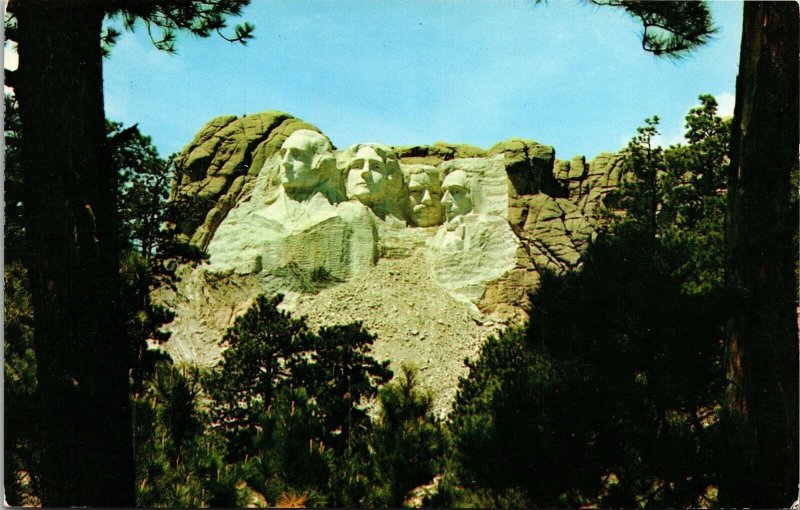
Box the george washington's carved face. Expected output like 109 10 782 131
441 170 473 221
278 130 329 194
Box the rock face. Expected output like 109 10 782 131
426 155 520 307
157 111 622 411
206 130 378 281
171 112 321 249
487 138 564 198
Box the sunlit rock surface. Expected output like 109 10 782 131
158 112 622 412
426 156 519 308
206 130 378 280
170 112 321 250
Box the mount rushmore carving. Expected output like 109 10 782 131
166 110 624 336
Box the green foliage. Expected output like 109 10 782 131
611 115 664 239
444 96 730 508
3 97 38 505
203 294 404 506
240 387 331 504
3 262 40 506
590 1 715 57
194 296 451 507
120 251 176 394
310 266 336 284
324 438 376 507
445 328 591 507
3 98 37 504
151 363 204 463
109 120 173 258
609 94 729 293
205 294 315 451
447 241 727 506
272 262 344 294
108 120 202 395
531 238 726 507
4 94 24 261
660 95 729 293
109 118 207 268
368 365 445 507
103 1 254 54
322 365 445 508
134 361 245 508
432 471 529 510
306 323 392 452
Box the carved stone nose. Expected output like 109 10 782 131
421 189 432 205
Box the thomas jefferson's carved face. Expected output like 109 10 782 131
346 146 395 204
441 170 473 221
407 170 444 227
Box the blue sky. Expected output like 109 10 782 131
96 0 742 161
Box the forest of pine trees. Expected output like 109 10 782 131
4 0 797 507
7 94 784 508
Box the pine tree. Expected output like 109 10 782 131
205 294 314 456
306 323 392 453
445 97 732 508
722 4 799 504
612 115 663 241
369 365 444 507
134 361 243 507
585 4 799 503
4 1 254 504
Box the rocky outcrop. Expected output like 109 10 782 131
155 111 625 409
488 138 565 198
392 142 486 166
554 151 624 222
476 149 619 321
171 112 321 249
481 192 596 321
204 130 379 282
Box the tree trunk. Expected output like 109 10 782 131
13 0 135 505
723 2 799 506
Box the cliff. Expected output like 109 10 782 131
155 112 623 414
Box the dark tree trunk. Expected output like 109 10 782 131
13 0 135 505
723 2 799 506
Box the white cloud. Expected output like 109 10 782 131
715 91 735 118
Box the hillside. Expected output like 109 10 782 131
153 111 624 413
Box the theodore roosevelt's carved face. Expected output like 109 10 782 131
441 170 473 221
346 145 402 205
407 168 444 227
277 130 335 198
